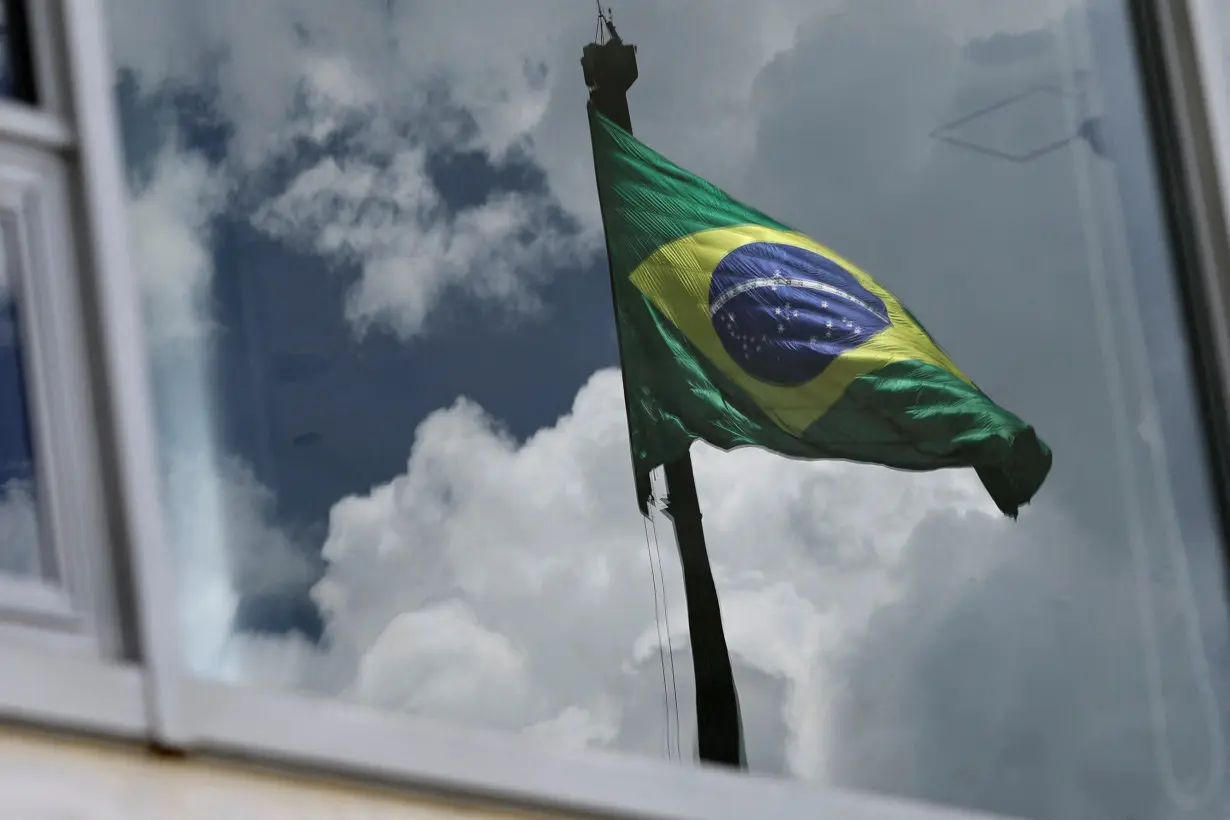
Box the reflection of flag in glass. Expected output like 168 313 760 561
589 105 1052 518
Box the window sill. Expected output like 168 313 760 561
0 640 145 739
181 680 1008 820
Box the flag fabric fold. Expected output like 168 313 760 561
588 104 1052 518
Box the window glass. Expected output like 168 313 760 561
0 1 35 104
1213 0 1230 77
1203 0 1230 165
0 216 41 578
105 1 1230 818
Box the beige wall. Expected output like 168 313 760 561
0 726 571 819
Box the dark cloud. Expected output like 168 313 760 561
829 504 1228 819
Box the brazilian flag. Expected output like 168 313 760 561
588 105 1052 518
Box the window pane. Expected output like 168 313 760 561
0 1 36 104
1202 0 1230 163
0 217 41 577
106 1 1230 818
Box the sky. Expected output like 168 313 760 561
0 0 1228 818
0 0 38 578
0 214 38 578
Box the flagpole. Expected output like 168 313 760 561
582 12 745 770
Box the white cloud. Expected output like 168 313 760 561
166 451 317 681
289 367 1003 776
527 703 621 751
120 140 234 676
107 0 588 342
0 478 39 577
120 138 317 682
352 600 533 729
212 349 1223 815
292 53 379 146
252 150 580 339
103 0 1093 347
252 151 438 266
107 0 1078 343
166 341 1220 810
126 146 227 349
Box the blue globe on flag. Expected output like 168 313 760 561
708 242 893 386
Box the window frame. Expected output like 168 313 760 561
1138 0 1230 585
0 0 147 741
0 142 100 635
58 0 180 740
48 0 1230 818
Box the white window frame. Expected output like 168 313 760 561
46 0 1230 818
0 143 102 639
1171 0 1230 424
0 1 146 740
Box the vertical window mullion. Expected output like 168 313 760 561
59 0 186 743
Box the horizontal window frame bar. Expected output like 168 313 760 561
0 575 79 628
0 642 145 739
0 104 72 150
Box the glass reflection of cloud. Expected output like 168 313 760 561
928 7 1227 811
